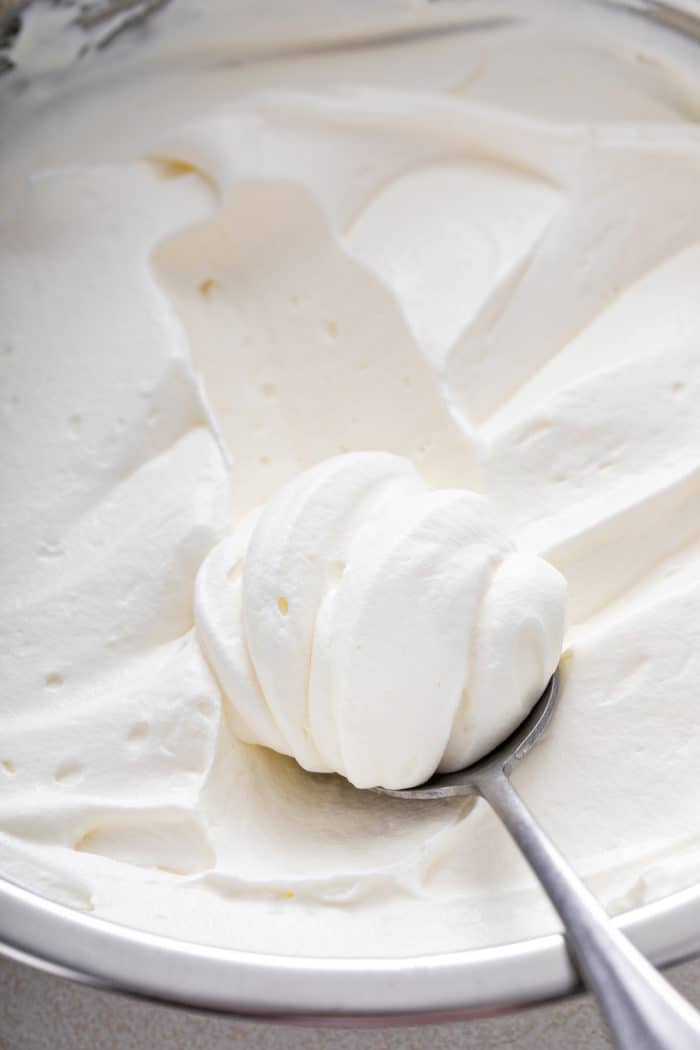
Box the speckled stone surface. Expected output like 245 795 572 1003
2 953 700 1050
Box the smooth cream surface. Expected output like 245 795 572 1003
1 0 700 956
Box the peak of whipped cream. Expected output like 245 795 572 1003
195 453 566 788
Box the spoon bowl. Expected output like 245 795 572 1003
374 670 560 800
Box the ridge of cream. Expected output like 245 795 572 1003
195 453 566 789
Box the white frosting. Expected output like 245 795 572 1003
195 453 566 788
2 0 700 957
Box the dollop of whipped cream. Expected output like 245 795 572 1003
5 0 700 959
196 453 566 788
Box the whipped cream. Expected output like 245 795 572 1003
2 0 700 957
196 452 566 788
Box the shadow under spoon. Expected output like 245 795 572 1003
374 671 700 1050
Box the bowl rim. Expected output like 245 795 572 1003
3 0 700 1028
1 873 700 1024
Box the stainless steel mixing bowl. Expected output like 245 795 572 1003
1 0 700 1026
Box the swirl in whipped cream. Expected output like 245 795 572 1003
195 453 566 788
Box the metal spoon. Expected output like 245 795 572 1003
375 671 700 1049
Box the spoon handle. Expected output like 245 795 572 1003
478 771 700 1050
